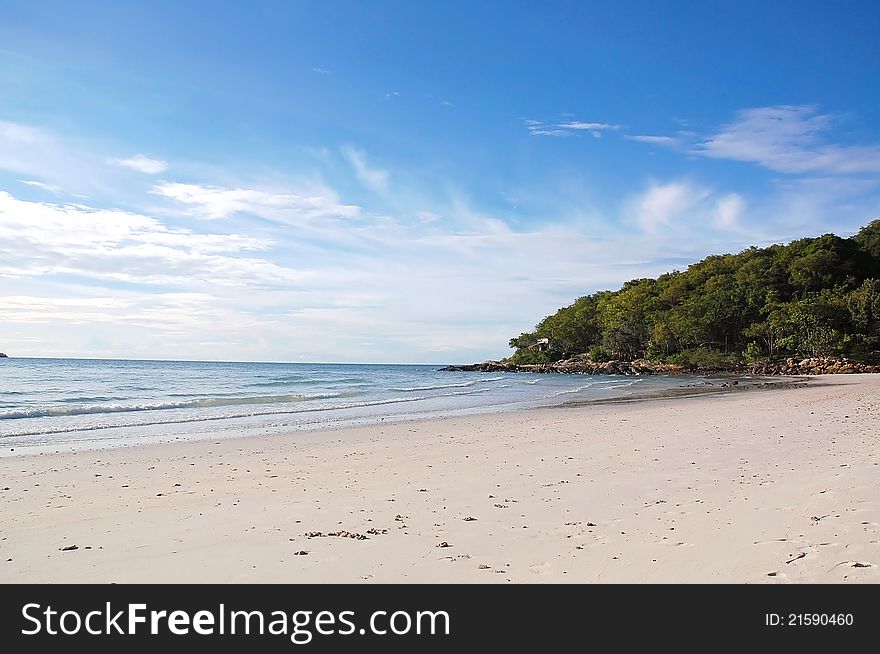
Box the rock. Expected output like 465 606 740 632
444 354 877 378
748 356 878 376
306 530 368 540
365 527 388 535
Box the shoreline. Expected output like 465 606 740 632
1 372 802 459
1 374 878 583
562 375 818 406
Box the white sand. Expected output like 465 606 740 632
1 374 878 583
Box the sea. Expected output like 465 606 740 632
0 358 700 455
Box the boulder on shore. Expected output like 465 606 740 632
749 356 877 376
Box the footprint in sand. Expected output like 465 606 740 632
753 538 790 545
528 562 551 575
834 561 877 570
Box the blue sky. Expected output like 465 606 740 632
1 1 879 363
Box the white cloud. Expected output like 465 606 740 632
525 118 619 138
625 134 679 146
312 67 332 75
695 106 880 175
0 191 311 288
557 121 618 132
151 182 361 222
111 153 168 174
631 181 712 232
18 179 61 194
623 106 880 177
0 120 157 197
714 193 745 228
341 146 390 194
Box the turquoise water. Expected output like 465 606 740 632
0 358 696 454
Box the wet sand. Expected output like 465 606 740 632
1 374 878 583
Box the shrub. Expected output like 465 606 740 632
743 341 764 362
588 345 610 362
666 348 742 369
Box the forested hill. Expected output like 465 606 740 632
508 220 880 367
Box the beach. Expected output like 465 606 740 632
1 374 878 584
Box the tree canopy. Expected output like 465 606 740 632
509 220 880 366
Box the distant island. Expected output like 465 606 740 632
447 219 880 376
0 352 7 358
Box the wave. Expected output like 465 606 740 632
389 375 505 392
0 390 364 421
389 381 477 392
549 384 594 397
0 387 493 438
245 376 367 388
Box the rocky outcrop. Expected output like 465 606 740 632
0 352 6 358
442 354 878 376
749 357 878 375
441 354 681 376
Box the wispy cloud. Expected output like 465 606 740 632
626 106 880 176
0 120 164 196
0 120 46 144
312 67 332 75
151 182 361 222
524 118 619 138
0 191 304 288
18 179 61 194
696 105 880 175
629 181 712 233
111 153 168 174
557 121 617 132
625 134 680 146
341 146 390 194
714 193 745 229
0 120 79 183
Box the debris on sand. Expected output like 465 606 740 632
305 530 375 540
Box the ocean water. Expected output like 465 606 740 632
0 358 696 454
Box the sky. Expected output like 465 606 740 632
1 0 879 363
